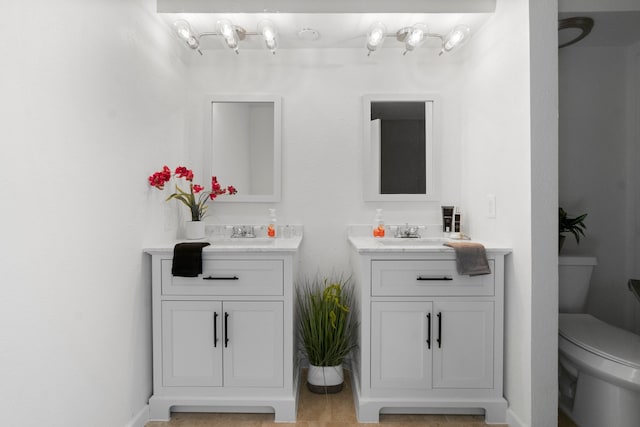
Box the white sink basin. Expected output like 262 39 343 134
376 237 449 246
209 238 275 246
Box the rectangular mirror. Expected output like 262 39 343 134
363 94 440 202
205 95 282 202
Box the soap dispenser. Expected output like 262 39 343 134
373 208 385 237
267 208 277 238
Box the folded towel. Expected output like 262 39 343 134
443 242 491 276
172 242 210 277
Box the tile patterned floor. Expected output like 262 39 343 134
146 371 566 427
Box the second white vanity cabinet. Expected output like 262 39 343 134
145 238 301 423
371 299 494 391
348 238 510 424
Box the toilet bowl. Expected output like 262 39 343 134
559 313 640 427
558 256 640 427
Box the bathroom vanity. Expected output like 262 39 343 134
144 234 302 422
348 233 510 423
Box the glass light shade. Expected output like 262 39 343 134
173 19 199 49
366 22 387 55
258 19 278 54
404 23 428 52
172 19 193 41
217 19 239 52
443 25 471 53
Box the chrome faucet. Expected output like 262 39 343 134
231 225 256 238
395 223 421 238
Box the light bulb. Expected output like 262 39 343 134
217 19 239 53
366 22 387 56
442 25 471 53
173 20 193 41
258 19 278 54
403 23 428 54
172 19 199 49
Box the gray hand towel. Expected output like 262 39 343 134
443 242 491 276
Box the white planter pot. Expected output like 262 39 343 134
184 221 205 239
307 364 344 393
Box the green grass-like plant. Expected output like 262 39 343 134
296 274 358 367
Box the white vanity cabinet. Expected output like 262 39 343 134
348 241 510 424
161 300 283 388
145 242 301 423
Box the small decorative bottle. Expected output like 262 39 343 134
267 208 277 238
373 208 385 237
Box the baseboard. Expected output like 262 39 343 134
506 408 527 427
125 404 149 427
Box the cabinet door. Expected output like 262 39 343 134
223 301 284 387
161 300 223 387
371 301 433 389
432 301 494 389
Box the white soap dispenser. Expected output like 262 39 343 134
373 208 385 237
268 208 277 238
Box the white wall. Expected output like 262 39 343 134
181 3 553 426
461 0 559 426
559 45 638 332
0 1 558 426
460 0 535 425
184 48 467 274
0 1 186 426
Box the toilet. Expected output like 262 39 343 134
558 256 640 427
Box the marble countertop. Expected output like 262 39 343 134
347 235 511 255
144 235 303 255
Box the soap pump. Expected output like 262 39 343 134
267 208 277 238
373 208 385 237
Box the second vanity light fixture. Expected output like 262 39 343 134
172 18 278 55
366 21 471 56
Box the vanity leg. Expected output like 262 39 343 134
148 397 171 422
484 400 508 424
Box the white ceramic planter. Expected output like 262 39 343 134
307 364 344 393
184 220 205 239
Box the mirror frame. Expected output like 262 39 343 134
204 94 282 203
363 94 441 202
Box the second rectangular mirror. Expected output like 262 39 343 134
363 94 440 202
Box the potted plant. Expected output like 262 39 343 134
148 165 237 239
559 207 587 252
296 274 358 394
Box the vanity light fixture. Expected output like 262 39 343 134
366 23 472 56
171 18 278 55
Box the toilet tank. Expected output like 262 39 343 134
559 256 597 313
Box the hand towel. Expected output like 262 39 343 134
171 242 210 277
443 241 491 276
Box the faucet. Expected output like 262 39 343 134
231 225 256 238
395 223 421 238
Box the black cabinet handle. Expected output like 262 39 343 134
224 312 230 348
437 312 442 348
417 276 453 281
203 276 239 280
213 312 218 347
426 313 431 349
